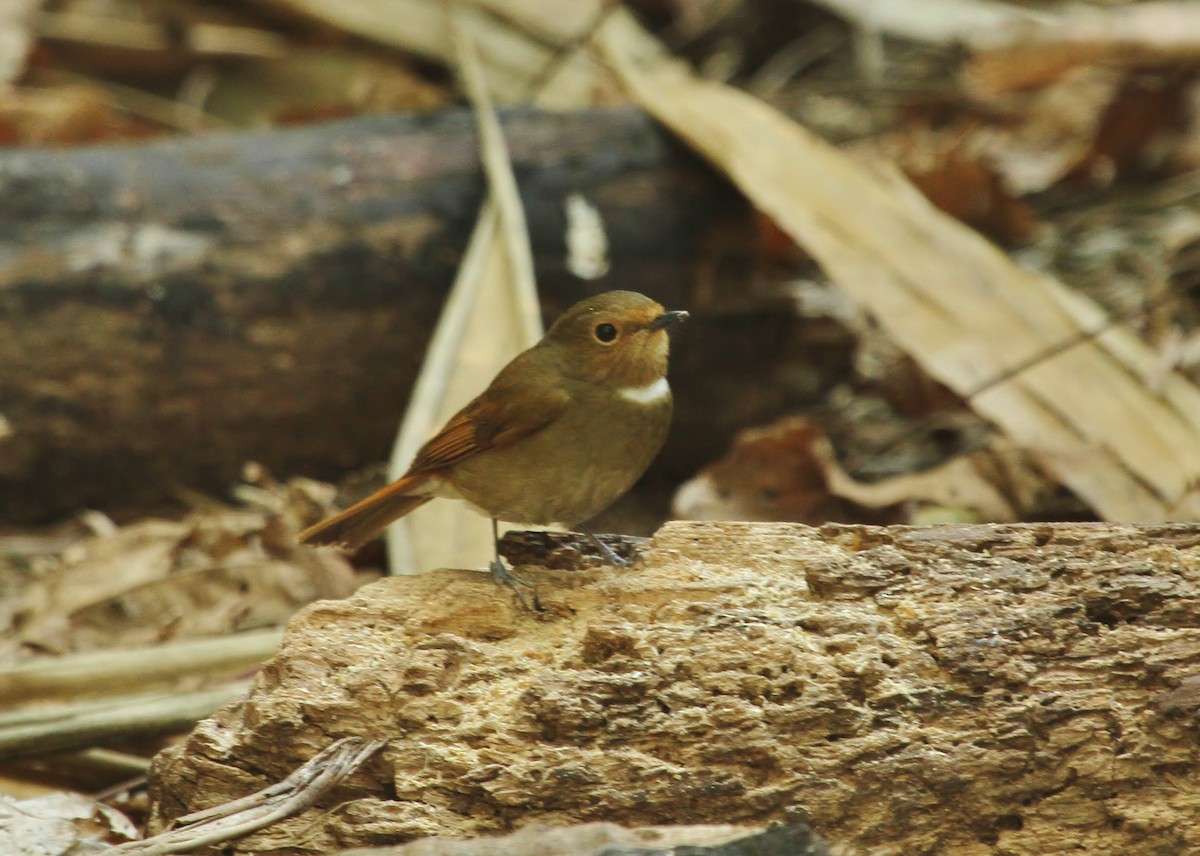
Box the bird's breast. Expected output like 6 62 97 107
445 384 672 527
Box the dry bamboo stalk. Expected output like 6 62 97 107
0 630 281 705
0 682 250 760
384 8 543 576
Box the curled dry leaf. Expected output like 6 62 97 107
979 65 1124 194
5 478 362 655
873 64 1154 207
673 415 1053 525
673 417 886 524
971 66 1191 194
813 433 1053 524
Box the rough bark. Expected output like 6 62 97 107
0 108 838 523
147 521 1200 855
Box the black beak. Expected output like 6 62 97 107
650 310 688 332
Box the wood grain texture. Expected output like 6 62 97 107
148 520 1200 855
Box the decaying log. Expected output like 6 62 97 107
146 521 1200 855
0 108 834 524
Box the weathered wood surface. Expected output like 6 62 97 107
148 521 1200 855
0 108 830 523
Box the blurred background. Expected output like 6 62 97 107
8 0 1199 545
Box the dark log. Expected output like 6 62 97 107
0 107 852 524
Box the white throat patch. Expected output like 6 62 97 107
619 376 670 404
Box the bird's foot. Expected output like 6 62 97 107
489 558 540 611
581 527 634 568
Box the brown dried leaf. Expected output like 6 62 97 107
674 416 1052 525
0 83 158 145
6 479 361 654
970 67 1190 194
37 0 285 79
204 47 449 126
263 0 620 108
673 416 899 525
865 124 1036 245
978 65 1123 194
966 2 1200 96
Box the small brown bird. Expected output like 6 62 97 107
299 290 687 596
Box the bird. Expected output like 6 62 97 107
299 290 687 602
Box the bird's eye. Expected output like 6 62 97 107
594 323 618 343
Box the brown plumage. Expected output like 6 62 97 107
299 291 687 557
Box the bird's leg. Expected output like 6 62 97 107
490 518 538 609
579 524 633 568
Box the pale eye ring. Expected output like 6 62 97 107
594 323 618 343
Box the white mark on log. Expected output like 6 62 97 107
65 224 215 275
565 192 609 280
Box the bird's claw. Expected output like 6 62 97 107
582 529 634 567
489 559 540 611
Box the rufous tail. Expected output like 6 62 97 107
299 474 433 551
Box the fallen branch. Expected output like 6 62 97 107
0 682 250 760
0 106 729 523
0 629 281 705
117 737 385 855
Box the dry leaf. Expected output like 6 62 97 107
0 791 137 853
813 0 1200 94
37 1 284 79
0 83 158 145
204 47 449 126
813 434 1050 523
966 2 1200 95
864 124 1036 244
6 479 361 654
674 415 1050 525
263 0 620 108
599 8 1200 522
0 0 38 84
978 65 1123 194
673 416 898 524
807 0 1047 49
385 15 543 575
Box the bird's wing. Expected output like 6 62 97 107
406 357 570 475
